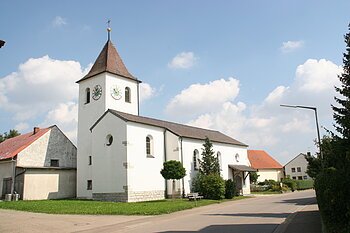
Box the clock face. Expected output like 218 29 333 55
110 85 122 100
92 85 102 100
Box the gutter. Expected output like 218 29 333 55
10 156 17 196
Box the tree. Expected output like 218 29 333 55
160 160 186 198
198 137 220 175
249 171 259 184
0 129 20 143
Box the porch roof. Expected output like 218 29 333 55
229 164 256 172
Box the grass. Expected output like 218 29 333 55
0 196 251 215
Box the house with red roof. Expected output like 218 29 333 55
248 150 284 182
0 125 77 200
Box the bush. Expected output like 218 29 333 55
282 178 297 192
225 179 236 199
192 173 225 200
295 179 314 190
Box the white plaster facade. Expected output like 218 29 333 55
76 39 251 202
0 126 77 200
284 153 311 180
256 169 284 182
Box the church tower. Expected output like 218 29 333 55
76 27 141 198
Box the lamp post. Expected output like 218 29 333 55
280 104 322 159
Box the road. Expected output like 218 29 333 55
0 190 318 233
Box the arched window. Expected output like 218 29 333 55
193 149 199 170
106 134 113 146
217 151 222 171
85 88 90 104
146 135 154 157
235 153 240 162
125 87 131 103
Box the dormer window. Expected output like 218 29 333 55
85 88 91 104
125 87 131 103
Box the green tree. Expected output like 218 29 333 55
198 137 220 175
0 129 20 143
160 160 186 198
308 24 350 233
249 171 259 184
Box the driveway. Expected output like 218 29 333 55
0 190 318 233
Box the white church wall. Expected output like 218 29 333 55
126 122 165 202
91 112 128 200
105 73 139 115
165 131 181 197
77 74 107 198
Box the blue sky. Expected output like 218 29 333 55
1 1 349 163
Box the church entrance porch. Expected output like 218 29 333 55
228 165 256 195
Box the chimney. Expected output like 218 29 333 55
33 127 40 134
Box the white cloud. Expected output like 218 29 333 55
14 122 29 132
0 55 88 142
168 52 197 69
168 59 341 164
52 16 67 27
281 40 304 53
166 78 240 119
139 83 156 102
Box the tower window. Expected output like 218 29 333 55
146 135 154 157
85 88 90 104
125 87 131 103
106 134 113 146
87 180 92 190
88 156 92 165
193 149 199 170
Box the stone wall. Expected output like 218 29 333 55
93 190 165 202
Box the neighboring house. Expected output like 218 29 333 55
0 126 77 200
248 150 284 182
76 36 255 202
284 153 311 180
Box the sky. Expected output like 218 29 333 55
1 1 349 164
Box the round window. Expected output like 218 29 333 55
235 153 240 162
106 134 113 146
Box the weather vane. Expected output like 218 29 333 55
107 19 111 41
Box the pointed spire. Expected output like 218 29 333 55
77 35 139 83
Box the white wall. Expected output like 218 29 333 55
17 126 76 168
22 169 76 200
91 112 127 194
284 154 310 180
181 138 250 195
126 122 165 193
77 72 139 198
256 169 284 182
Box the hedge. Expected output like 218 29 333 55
295 179 314 190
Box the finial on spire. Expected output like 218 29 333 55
107 19 111 41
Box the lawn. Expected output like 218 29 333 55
0 196 250 215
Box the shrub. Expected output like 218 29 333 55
192 173 225 200
225 179 236 199
295 179 314 190
282 178 297 192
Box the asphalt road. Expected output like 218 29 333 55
0 190 317 233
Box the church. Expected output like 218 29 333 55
76 30 254 202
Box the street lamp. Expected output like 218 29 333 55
280 104 322 159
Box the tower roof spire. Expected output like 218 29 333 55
76 23 139 83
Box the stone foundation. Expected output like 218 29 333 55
92 192 127 202
128 190 165 202
92 190 165 202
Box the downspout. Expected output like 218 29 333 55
180 137 185 197
163 129 167 198
10 156 17 196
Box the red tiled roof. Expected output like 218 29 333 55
77 40 139 83
0 127 51 160
248 150 283 169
